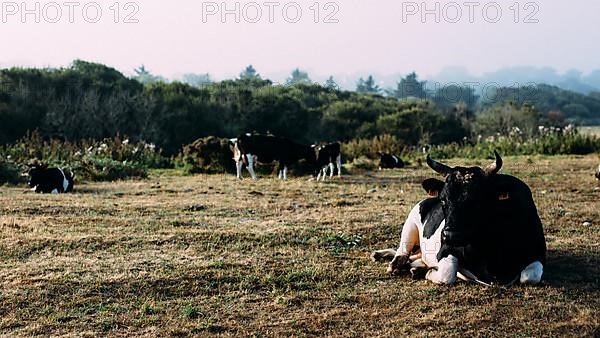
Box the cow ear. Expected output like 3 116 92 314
422 178 445 197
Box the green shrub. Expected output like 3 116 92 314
427 127 600 159
0 158 23 185
74 157 148 181
0 132 169 181
342 134 408 162
175 136 235 174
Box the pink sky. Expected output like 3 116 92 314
1 0 599 81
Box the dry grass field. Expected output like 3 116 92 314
1 156 599 337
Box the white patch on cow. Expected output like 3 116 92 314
58 168 69 192
30 186 38 192
51 189 59 194
245 133 252 137
329 162 335 178
246 154 258 180
283 166 288 180
336 155 342 177
392 155 399 165
426 254 458 285
520 261 543 284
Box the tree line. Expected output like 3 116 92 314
1 60 598 155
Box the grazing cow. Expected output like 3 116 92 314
595 164 600 180
378 152 405 170
27 164 74 194
422 151 546 285
314 142 342 181
233 133 316 180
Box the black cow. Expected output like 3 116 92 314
424 151 546 285
378 152 405 169
27 164 74 194
233 133 316 180
314 142 342 181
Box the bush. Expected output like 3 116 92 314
0 132 170 181
428 126 600 159
175 136 235 174
74 157 148 181
0 159 22 185
342 134 409 162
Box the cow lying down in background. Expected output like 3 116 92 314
372 152 546 286
27 164 74 194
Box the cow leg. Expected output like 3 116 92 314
520 261 543 284
51 189 59 194
283 166 288 180
336 155 342 177
329 162 335 178
246 154 258 180
425 255 458 285
319 167 328 181
316 168 323 182
371 249 397 262
236 160 243 179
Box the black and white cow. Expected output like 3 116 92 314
371 178 483 284
232 133 316 180
425 151 546 285
378 152 405 170
373 152 546 286
27 164 74 194
314 142 342 181
595 164 600 180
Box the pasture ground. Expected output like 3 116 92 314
0 156 599 337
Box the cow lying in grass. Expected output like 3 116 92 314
27 164 74 194
373 152 546 286
371 178 484 284
377 152 405 170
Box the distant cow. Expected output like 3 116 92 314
595 164 600 180
27 164 74 194
378 152 405 169
232 133 316 180
314 142 342 181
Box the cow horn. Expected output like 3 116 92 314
484 150 503 176
426 155 452 176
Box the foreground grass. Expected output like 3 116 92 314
0 156 598 336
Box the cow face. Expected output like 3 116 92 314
426 151 503 248
26 164 48 189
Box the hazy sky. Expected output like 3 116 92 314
1 0 599 82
